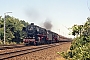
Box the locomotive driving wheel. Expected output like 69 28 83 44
34 42 38 46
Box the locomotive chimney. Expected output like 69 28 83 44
31 23 34 25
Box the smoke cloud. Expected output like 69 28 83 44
43 18 53 30
25 8 40 21
25 8 53 30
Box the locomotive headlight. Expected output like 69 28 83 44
33 37 35 38
30 28 32 30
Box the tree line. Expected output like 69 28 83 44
0 15 29 44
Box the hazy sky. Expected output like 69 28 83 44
0 0 90 38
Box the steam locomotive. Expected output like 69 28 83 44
23 23 60 45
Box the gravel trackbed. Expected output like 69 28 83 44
5 42 71 60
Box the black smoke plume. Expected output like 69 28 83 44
43 18 53 30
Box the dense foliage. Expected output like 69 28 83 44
60 17 90 60
0 15 29 44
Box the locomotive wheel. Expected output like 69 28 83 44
34 42 36 46
46 40 52 44
25 43 29 46
36 42 39 46
34 42 38 46
57 40 59 43
50 40 52 44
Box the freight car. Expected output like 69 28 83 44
23 23 60 46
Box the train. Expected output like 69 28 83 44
23 23 71 46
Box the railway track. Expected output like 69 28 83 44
0 42 67 60
0 40 71 50
0 44 25 50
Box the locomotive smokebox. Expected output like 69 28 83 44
31 23 34 25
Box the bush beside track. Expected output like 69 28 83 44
60 17 90 60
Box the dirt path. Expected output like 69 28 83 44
6 42 71 60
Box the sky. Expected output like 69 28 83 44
0 0 90 38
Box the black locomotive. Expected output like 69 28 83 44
23 23 60 45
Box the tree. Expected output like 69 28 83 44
0 17 4 41
70 24 83 37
